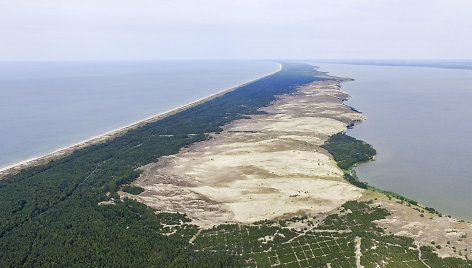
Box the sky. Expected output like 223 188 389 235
0 0 471 61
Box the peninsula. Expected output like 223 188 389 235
1 63 470 267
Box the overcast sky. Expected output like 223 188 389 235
1 0 471 61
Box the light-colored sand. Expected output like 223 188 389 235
125 78 365 227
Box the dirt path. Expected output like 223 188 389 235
355 236 363 268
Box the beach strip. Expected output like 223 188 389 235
0 63 282 178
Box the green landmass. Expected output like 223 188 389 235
1 63 470 267
121 185 145 195
321 132 376 171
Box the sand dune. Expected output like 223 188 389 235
125 78 365 227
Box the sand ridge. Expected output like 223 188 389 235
125 78 366 227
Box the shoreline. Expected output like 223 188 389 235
312 60 472 71
0 63 282 178
332 77 472 259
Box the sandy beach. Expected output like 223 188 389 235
0 63 282 178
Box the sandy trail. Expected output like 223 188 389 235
126 78 366 227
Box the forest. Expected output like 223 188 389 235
321 132 376 171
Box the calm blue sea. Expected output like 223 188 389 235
313 63 472 221
0 60 280 169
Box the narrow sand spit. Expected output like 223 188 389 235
0 65 281 178
124 78 366 227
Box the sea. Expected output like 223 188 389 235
312 62 472 221
0 60 280 170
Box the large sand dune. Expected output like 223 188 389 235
125 78 366 227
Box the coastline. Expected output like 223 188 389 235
0 63 282 178
333 78 472 259
322 63 472 222
312 60 472 71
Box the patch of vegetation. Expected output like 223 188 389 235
421 246 471 267
376 188 420 206
321 132 375 190
344 171 368 189
321 132 376 170
122 185 144 195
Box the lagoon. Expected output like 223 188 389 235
314 63 472 220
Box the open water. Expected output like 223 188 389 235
0 60 280 169
314 63 472 220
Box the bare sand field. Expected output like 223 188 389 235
125 78 366 227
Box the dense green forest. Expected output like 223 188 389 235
321 133 376 171
321 132 376 190
1 62 470 267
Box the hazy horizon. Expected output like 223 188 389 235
1 0 471 61
0 58 472 62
